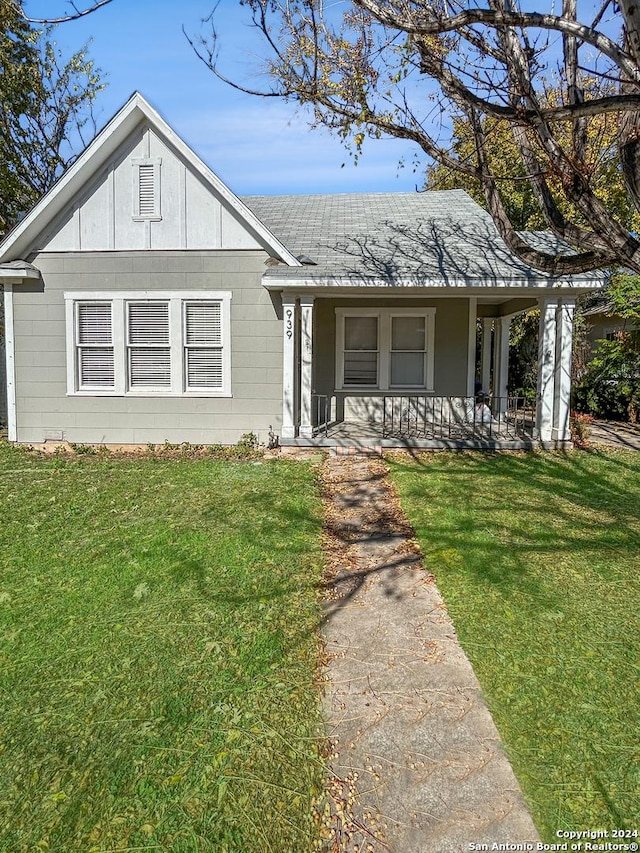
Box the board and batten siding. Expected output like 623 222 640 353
13 251 283 445
36 124 266 254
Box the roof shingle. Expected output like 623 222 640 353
241 190 600 285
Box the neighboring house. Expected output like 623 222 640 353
583 304 639 353
0 93 604 449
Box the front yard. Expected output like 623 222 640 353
1 442 638 850
389 449 640 840
0 445 325 853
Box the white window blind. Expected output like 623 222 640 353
77 302 115 388
127 302 171 388
184 302 223 389
343 316 378 386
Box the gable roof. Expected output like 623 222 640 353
0 92 301 266
0 91 604 290
243 191 603 287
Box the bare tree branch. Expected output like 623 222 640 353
198 0 640 274
20 0 114 24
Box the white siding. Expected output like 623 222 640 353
38 125 263 253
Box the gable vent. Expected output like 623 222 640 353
138 164 156 217
132 158 161 220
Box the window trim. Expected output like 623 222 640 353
335 307 435 392
65 291 232 397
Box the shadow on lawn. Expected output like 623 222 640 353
387 448 640 598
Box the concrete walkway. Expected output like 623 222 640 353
319 455 539 853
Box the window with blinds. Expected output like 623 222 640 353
343 316 378 386
76 302 115 389
127 302 171 388
66 291 231 396
336 308 435 392
184 302 223 390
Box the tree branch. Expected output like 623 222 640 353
21 0 115 24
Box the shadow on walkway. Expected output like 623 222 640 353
318 455 540 853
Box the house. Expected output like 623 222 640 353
583 304 639 352
0 93 604 449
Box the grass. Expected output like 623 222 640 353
389 448 640 840
0 444 325 853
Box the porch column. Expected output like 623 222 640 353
299 295 315 438
281 293 297 439
494 316 511 416
552 298 576 442
536 297 559 443
480 318 493 395
466 297 478 396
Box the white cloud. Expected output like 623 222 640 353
176 100 424 195
49 1 429 196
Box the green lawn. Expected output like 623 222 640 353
389 449 640 840
0 445 325 853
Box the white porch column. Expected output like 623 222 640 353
552 299 576 442
466 297 478 397
299 295 315 438
536 297 559 443
494 316 511 416
480 318 493 395
281 294 297 439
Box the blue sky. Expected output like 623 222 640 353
25 1 425 196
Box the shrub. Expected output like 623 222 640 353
570 411 593 445
573 332 640 422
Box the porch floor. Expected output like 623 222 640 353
282 418 538 450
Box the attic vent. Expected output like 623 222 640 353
138 165 155 216
132 158 161 220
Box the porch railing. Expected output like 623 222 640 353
382 395 535 441
312 394 332 437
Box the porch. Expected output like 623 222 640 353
278 293 575 450
296 394 536 450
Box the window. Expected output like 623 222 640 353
184 301 224 390
65 291 232 397
132 158 161 220
390 315 427 386
127 302 171 388
344 316 378 385
336 308 435 391
76 302 115 389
